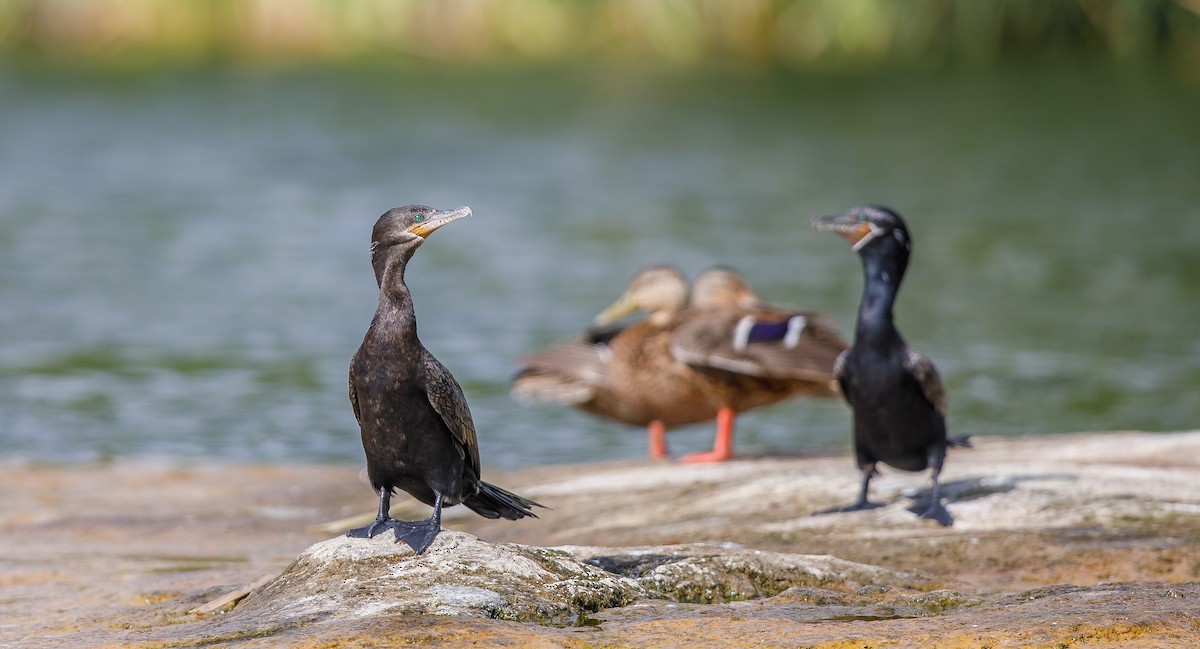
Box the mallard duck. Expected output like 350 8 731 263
636 266 847 461
348 205 541 553
511 265 689 459
513 265 847 462
811 205 969 526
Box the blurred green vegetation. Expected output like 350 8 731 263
1 0 1197 68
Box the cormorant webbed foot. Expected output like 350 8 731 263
908 470 953 526
908 499 954 527
814 469 881 515
390 515 442 554
345 508 443 554
348 486 398 539
346 516 398 539
389 494 444 554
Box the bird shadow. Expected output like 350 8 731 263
902 473 1077 505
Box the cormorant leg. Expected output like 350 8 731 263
908 446 953 526
814 462 885 515
680 407 735 463
347 486 396 538
853 467 874 506
647 420 669 460
391 493 444 554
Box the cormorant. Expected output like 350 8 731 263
347 205 541 553
811 205 967 526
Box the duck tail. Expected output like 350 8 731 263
464 481 544 521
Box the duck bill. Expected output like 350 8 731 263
593 293 641 327
811 213 878 251
409 205 472 239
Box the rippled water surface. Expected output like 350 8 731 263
1 64 1197 468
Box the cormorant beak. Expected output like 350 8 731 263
811 213 880 252
593 292 641 327
409 206 472 239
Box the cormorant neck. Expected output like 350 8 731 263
854 241 908 345
372 249 419 338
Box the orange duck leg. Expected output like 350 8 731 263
679 407 735 463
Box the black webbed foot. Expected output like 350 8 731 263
348 490 443 553
910 458 953 526
908 499 953 527
346 514 442 553
815 470 883 516
390 516 442 554
346 516 398 539
813 500 885 516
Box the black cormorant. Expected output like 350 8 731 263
348 205 541 553
811 205 968 526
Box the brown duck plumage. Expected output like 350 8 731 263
512 265 847 462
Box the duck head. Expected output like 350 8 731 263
594 265 688 327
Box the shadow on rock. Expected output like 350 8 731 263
905 473 1077 505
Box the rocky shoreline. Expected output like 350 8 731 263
2 430 1197 647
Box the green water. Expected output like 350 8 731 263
1 64 1197 468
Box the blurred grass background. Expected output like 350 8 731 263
1 0 1198 69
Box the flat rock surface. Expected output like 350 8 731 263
1 430 1198 647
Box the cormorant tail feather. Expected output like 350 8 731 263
464 481 544 520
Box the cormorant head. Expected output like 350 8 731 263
689 266 760 308
811 205 911 255
593 265 688 326
370 205 472 260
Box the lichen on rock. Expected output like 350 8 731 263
569 543 919 604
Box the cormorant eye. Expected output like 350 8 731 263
857 213 868 222
413 214 425 223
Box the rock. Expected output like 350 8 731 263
212 533 1183 649
210 532 929 640
568 543 925 603
3 431 1198 648
226 531 647 627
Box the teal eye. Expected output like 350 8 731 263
857 213 867 222
413 214 425 223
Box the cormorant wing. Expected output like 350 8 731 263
903 348 948 416
348 350 364 426
349 375 362 425
421 355 482 474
